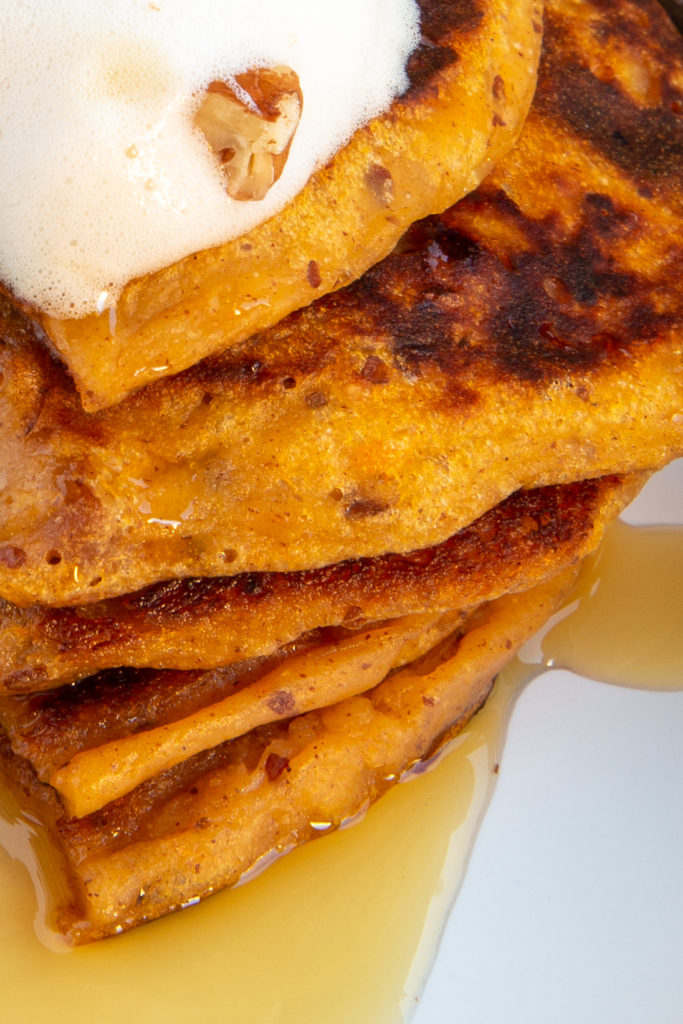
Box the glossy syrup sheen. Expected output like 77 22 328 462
0 515 681 1022
537 520 683 691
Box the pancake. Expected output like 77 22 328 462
33 0 544 410
0 473 646 694
1 609 469 816
0 568 576 942
0 468 650 938
0 0 681 946
0 0 680 608
0 469 646 826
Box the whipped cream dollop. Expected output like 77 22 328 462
0 0 420 318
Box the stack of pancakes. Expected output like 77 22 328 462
0 0 681 942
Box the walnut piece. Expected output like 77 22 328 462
194 66 302 201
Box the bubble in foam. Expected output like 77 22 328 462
0 0 420 320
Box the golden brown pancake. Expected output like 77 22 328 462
35 0 544 410
0 473 645 694
0 470 643 825
0 0 680 608
0 464 643 820
0 0 681 946
0 569 576 942
0 469 651 937
2 610 469 816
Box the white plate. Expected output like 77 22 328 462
412 458 683 1024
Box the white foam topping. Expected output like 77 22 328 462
0 0 420 319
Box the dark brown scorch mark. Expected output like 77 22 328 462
405 0 483 93
475 187 673 383
346 151 677 389
405 40 459 94
536 11 683 185
0 661 273 776
417 0 483 39
335 220 483 402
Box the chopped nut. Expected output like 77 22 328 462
194 66 302 201
264 752 290 782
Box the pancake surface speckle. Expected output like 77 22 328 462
0 0 680 607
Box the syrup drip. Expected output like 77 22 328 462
0 516 680 1022
535 520 683 691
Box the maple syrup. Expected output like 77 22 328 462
533 520 683 691
0 511 680 1022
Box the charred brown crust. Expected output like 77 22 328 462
537 6 683 188
418 0 484 39
323 187 678 388
0 0 680 608
0 474 636 696
0 570 569 942
392 1 486 97
347 0 683 388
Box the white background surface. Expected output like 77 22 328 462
412 459 683 1024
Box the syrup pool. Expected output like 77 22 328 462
0 461 681 1022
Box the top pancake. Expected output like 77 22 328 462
33 0 543 410
0 0 681 608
